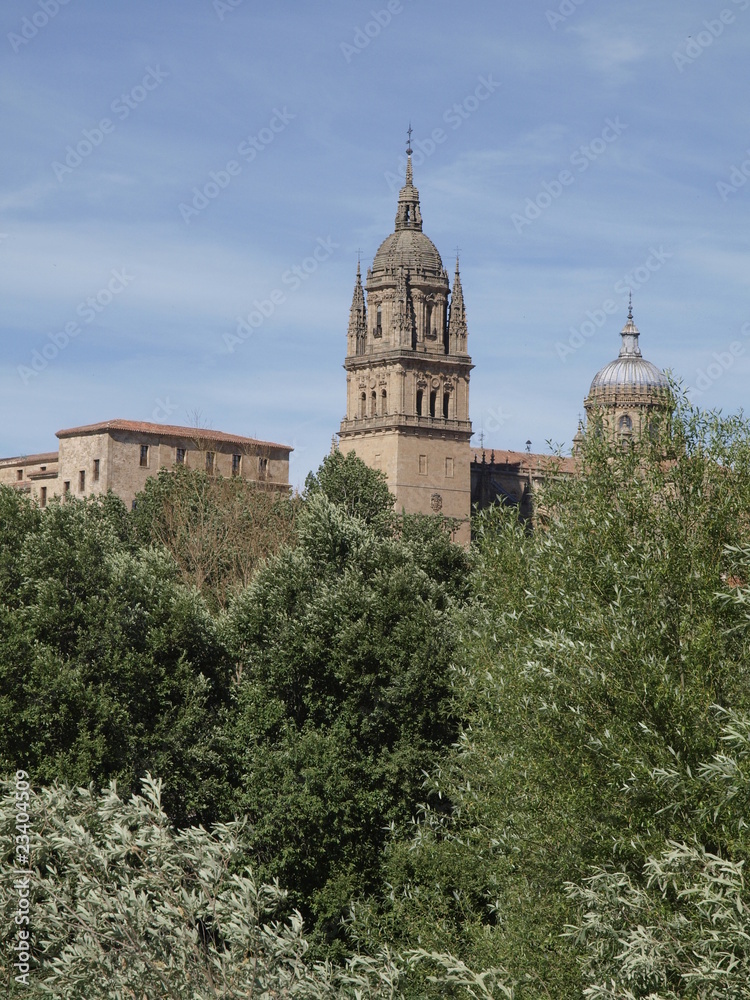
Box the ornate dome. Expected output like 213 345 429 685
588 308 668 397
371 228 444 277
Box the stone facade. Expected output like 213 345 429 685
1 420 292 509
471 448 578 520
338 152 473 544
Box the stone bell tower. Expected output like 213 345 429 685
338 139 473 543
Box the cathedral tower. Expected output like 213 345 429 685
338 143 473 542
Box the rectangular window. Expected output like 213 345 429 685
140 445 149 468
231 454 241 477
445 457 454 478
40 487 47 508
206 451 215 473
175 447 185 466
259 457 268 478
16 469 23 481
79 470 85 492
419 455 428 476
63 481 70 495
93 459 100 482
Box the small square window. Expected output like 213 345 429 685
231 454 241 477
79 470 85 492
140 445 149 468
40 487 47 508
205 452 215 473
63 481 70 495
16 469 23 481
93 459 100 482
176 448 185 466
418 455 427 476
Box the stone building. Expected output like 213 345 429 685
0 419 292 509
338 148 474 543
582 301 671 445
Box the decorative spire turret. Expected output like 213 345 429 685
395 125 422 232
348 261 367 355
447 256 468 347
619 298 642 359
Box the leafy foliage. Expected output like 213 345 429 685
222 490 466 948
0 777 512 999
0 490 230 825
132 465 299 608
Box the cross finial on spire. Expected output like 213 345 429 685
454 246 461 269
406 122 413 156
628 289 633 320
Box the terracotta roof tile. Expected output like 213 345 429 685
471 448 578 474
0 451 59 467
55 419 292 452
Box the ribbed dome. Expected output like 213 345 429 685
371 229 444 277
588 311 668 396
589 356 668 392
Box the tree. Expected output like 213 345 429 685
0 492 231 826
132 466 299 609
221 491 465 950
566 706 750 999
0 776 512 999
365 404 750 997
304 448 394 528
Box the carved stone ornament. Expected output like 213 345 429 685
443 378 454 392
370 378 376 388
430 493 443 512
358 377 367 389
431 378 440 389
416 375 428 389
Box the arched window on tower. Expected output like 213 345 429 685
416 389 424 416
381 388 387 415
375 305 382 337
359 392 366 418
370 391 377 417
443 392 450 419
429 390 437 418
618 414 633 434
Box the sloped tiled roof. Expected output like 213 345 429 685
56 419 292 452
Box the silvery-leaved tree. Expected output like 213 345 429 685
0 776 512 999
565 706 750 999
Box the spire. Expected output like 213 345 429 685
619 299 642 358
448 257 468 343
395 125 422 232
348 261 367 354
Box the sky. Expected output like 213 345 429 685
2 0 749 488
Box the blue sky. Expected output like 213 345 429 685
2 0 749 487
